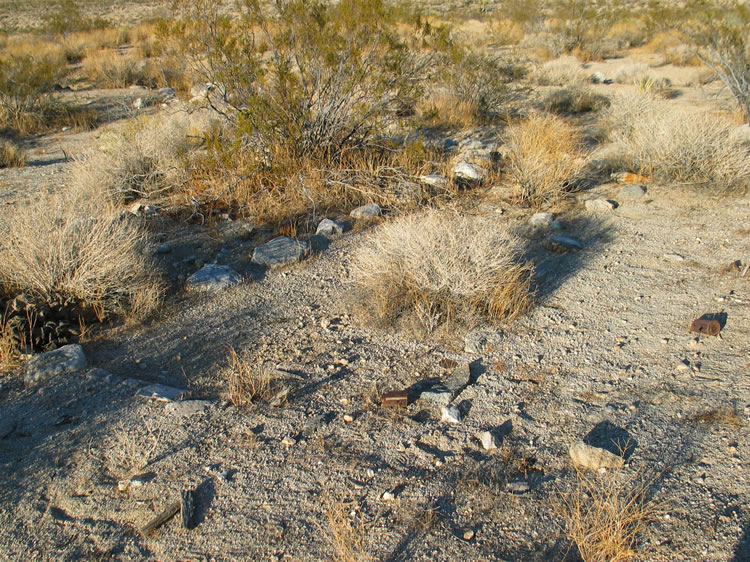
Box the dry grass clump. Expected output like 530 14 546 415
0 187 163 322
82 49 148 88
324 491 372 562
556 468 665 562
352 210 534 336
613 63 650 84
0 139 25 167
692 407 744 428
530 56 589 86
224 347 273 407
544 86 610 115
503 113 588 206
604 93 750 193
70 112 195 203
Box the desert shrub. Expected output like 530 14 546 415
224 347 273 406
544 86 610 115
352 210 534 336
503 113 588 206
82 49 151 88
530 56 589 86
680 0 750 122
604 93 750 192
555 468 664 562
0 187 164 324
0 139 25 167
546 0 624 60
43 0 110 34
70 112 195 203
0 54 67 135
613 62 650 84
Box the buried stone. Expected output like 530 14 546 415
252 236 310 268
186 264 242 292
24 344 88 386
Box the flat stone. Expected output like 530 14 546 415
165 400 212 416
550 235 584 250
421 386 452 406
186 264 242 292
584 198 617 212
618 184 647 198
24 344 87 386
529 212 556 227
663 253 685 262
350 203 381 219
440 406 462 423
420 174 450 188
454 161 487 182
315 219 345 237
135 384 188 402
251 236 310 268
569 440 624 470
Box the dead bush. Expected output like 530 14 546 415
530 56 589 86
555 468 665 562
604 93 750 193
0 139 25 167
324 491 372 562
544 86 610 115
0 187 164 322
352 210 534 336
70 112 195 203
503 113 588 206
82 49 151 88
224 347 273 407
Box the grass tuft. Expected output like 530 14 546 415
224 347 273 407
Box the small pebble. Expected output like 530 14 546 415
463 530 475 541
382 491 395 501
343 414 354 423
281 436 296 446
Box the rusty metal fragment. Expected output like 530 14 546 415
690 318 721 336
381 390 408 408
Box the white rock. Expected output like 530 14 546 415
135 384 188 402
24 344 87 386
477 431 496 450
420 174 450 188
441 406 462 424
529 212 556 227
454 161 487 182
584 198 616 212
382 491 395 501
315 218 345 237
186 264 242 292
569 440 624 470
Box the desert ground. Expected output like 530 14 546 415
0 1 748 560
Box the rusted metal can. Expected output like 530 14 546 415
690 318 721 336
381 390 408 408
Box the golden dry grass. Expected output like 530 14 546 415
224 346 273 407
0 139 25 167
530 56 589 86
0 185 163 322
503 113 588 206
82 48 147 88
324 491 372 562
556 468 665 562
352 209 534 336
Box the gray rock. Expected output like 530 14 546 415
302 414 327 437
663 253 685 263
186 264 242 292
350 203 382 219
569 440 624 470
454 161 487 182
506 481 530 493
135 384 188 402
550 235 584 250
86 368 118 383
190 83 213 99
420 174 450 188
252 236 310 268
421 386 453 406
591 71 606 84
156 243 171 254
584 198 617 212
529 212 556 227
165 400 212 416
158 87 176 101
441 406 462 423
618 184 647 199
315 218 345 237
446 362 471 397
24 344 87 386
477 431 496 450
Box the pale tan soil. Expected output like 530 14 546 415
1 22 749 562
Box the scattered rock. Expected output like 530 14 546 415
252 237 310 268
421 386 452 407
453 161 487 183
440 406 462 424
506 481 530 494
382 491 395 501
350 203 382 219
420 174 450 188
315 219 346 237
190 83 213 99
529 212 556 227
165 400 212 416
135 384 188 402
445 362 471 397
569 440 624 470
477 431 496 450
550 235 584 250
584 198 617 212
618 184 647 199
86 368 118 383
663 253 685 263
186 264 242 292
24 344 87 386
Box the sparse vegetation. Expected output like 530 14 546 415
352 209 534 336
556 468 665 562
503 113 588 206
224 346 273 407
544 85 610 115
0 139 24 167
324 491 372 562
